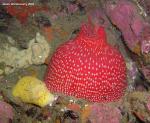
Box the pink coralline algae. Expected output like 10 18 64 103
89 104 122 123
141 40 150 54
141 65 150 81
45 22 127 102
105 0 150 53
0 101 13 123
141 26 150 54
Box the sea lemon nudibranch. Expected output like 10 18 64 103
12 76 55 107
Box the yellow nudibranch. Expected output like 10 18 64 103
12 76 54 107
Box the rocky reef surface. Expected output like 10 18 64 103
0 0 150 123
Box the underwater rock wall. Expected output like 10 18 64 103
0 0 150 123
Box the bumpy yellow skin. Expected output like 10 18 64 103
12 76 54 107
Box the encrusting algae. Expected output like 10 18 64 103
12 76 55 107
0 33 50 75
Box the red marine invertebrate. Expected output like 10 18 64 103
6 0 48 24
45 23 127 102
